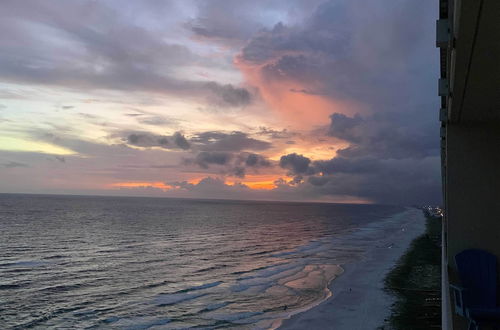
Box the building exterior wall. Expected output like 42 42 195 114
446 122 500 269
445 122 500 329
439 1 500 328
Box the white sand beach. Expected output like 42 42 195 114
279 208 426 330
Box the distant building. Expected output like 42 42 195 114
438 0 500 329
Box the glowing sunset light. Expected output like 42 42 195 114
226 180 277 190
110 182 174 191
0 136 76 155
243 181 277 190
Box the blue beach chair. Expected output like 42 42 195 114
451 249 500 330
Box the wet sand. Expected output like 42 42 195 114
279 208 426 330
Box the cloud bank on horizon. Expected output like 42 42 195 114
0 0 441 205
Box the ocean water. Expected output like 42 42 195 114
0 194 405 329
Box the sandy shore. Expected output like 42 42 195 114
279 208 426 330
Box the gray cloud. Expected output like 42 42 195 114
167 180 195 190
328 113 364 143
191 131 271 152
186 1 261 44
232 152 272 178
257 127 298 140
311 157 441 205
54 156 66 163
0 0 440 204
167 177 251 199
276 151 441 204
124 109 178 127
2 161 28 168
173 132 191 150
328 112 439 160
308 175 329 186
289 88 323 95
239 1 437 108
242 153 271 168
0 1 252 108
193 151 232 169
138 115 170 126
186 151 273 178
125 131 190 150
187 0 324 45
279 153 312 175
236 0 440 204
205 82 252 107
127 133 170 149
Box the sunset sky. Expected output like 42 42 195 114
0 0 441 204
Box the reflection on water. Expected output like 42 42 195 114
0 194 404 329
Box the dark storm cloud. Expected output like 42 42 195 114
191 131 271 152
328 112 439 160
276 152 441 204
312 157 441 205
237 0 440 204
279 153 312 175
308 175 329 186
0 1 252 108
328 113 364 143
313 156 380 175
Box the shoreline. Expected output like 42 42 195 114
268 266 345 329
278 208 426 330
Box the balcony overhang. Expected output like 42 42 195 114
447 0 500 123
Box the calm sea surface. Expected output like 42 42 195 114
0 194 405 329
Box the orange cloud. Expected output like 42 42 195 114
226 174 281 190
235 57 366 130
110 176 281 192
110 181 173 190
